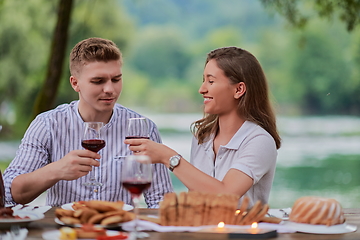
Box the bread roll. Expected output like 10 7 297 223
289 196 345 226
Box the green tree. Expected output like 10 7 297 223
348 31 360 114
0 0 56 137
289 21 351 114
0 0 134 138
128 26 190 83
260 0 360 31
32 0 73 119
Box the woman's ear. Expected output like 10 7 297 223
70 76 80 92
234 82 246 99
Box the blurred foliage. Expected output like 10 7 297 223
260 0 360 31
0 160 10 172
0 0 134 138
1 0 360 139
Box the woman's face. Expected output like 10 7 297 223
199 59 244 116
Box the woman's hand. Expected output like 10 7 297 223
124 138 177 166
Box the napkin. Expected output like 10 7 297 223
0 228 28 240
12 205 51 215
122 219 296 233
267 208 292 219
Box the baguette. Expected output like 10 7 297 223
159 192 269 227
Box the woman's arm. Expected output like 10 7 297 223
124 139 253 196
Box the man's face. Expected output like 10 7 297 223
70 60 122 117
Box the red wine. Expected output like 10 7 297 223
81 139 106 152
125 136 150 140
122 181 151 196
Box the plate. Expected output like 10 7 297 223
61 202 134 211
0 211 45 229
283 221 357 234
42 229 126 240
55 217 126 229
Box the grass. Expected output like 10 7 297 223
0 160 11 172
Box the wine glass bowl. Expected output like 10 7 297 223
81 139 106 153
82 122 105 187
125 117 149 140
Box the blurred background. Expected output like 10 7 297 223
0 0 359 208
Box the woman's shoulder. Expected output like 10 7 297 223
243 121 271 136
240 121 276 147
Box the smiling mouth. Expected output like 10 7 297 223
100 98 115 102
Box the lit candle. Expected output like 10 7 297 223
248 222 260 234
217 221 226 232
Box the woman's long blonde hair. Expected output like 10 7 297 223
191 47 281 149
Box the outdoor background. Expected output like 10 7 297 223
0 0 359 208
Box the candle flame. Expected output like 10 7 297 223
251 222 258 229
217 222 225 228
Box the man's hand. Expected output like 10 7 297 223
53 150 101 180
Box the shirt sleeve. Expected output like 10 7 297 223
231 132 277 184
3 115 50 205
142 119 174 208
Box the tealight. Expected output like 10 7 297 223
248 222 260 234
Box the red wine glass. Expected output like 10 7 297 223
121 155 152 237
82 122 105 187
125 117 149 140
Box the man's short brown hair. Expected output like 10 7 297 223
69 37 123 77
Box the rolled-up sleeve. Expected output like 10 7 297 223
3 115 50 205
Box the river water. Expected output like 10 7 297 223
1 114 360 208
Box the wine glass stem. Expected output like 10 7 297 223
132 195 140 235
90 167 96 181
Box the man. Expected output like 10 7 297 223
3 37 173 207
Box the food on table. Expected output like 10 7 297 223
0 207 14 218
96 233 129 240
59 224 107 239
289 196 345 226
0 206 30 220
55 200 135 226
159 192 269 226
59 227 77 240
76 224 107 239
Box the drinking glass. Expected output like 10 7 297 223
125 117 149 140
81 122 105 187
121 155 152 238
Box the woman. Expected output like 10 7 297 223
125 47 281 207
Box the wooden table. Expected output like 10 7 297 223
25 208 360 239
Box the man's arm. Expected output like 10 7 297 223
10 150 100 204
4 113 101 205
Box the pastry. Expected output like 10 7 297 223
289 196 345 226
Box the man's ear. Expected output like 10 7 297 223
70 76 80 92
234 82 246 99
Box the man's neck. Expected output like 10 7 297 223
77 103 113 123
